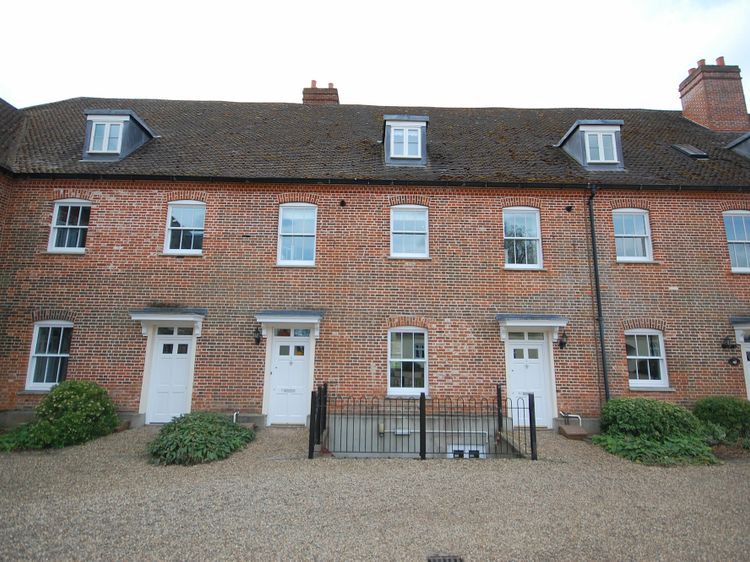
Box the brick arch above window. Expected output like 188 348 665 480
719 201 750 212
276 192 320 205
621 318 667 333
497 197 543 210
163 190 207 203
386 316 430 330
31 309 77 323
52 188 95 202
608 198 650 211
388 194 430 207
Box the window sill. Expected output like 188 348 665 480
17 389 51 395
629 386 675 392
276 263 316 268
504 266 546 271
46 249 86 255
386 393 429 400
731 269 750 274
616 259 659 265
388 256 431 261
158 253 204 258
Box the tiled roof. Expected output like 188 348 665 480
0 98 24 171
2 96 750 187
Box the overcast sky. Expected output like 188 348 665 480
2 0 749 111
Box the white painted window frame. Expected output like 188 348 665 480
390 204 429 258
613 208 653 262
625 329 669 389
25 320 74 391
277 203 317 267
164 200 206 256
723 210 750 273
87 115 128 154
389 121 424 159
503 206 543 269
581 126 620 164
48 198 91 254
387 327 428 397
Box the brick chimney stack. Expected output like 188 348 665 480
302 80 340 105
679 57 750 132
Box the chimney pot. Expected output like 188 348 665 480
679 57 749 132
328 82 334 89
311 80 317 88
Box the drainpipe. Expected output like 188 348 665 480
588 185 611 401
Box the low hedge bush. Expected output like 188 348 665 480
148 412 255 465
0 380 119 451
693 396 750 442
599 397 703 439
593 398 717 465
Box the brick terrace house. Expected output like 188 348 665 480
1 59 749 430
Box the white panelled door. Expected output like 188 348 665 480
506 331 553 427
146 333 192 424
268 336 310 424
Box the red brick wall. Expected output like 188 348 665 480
594 190 750 406
0 178 747 418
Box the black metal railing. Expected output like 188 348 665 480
308 384 537 460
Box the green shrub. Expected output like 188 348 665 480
592 433 717 465
693 396 750 442
148 412 255 466
594 398 717 465
0 380 119 451
600 397 703 439
700 420 727 446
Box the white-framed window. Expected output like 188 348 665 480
388 327 427 396
625 329 669 389
87 116 126 154
48 199 91 253
723 211 750 272
164 200 205 255
390 205 428 258
278 203 317 266
26 321 73 391
503 207 542 269
613 209 652 262
582 127 619 164
390 125 422 159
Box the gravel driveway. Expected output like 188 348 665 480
1 426 748 561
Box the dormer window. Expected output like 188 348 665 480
555 120 624 170
383 115 428 167
583 129 618 163
88 117 125 154
83 109 156 162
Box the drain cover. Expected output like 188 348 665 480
427 557 463 562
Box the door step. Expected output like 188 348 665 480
558 425 588 440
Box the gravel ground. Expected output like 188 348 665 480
1 427 749 561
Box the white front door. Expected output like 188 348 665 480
268 337 310 424
146 333 193 424
506 331 553 427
